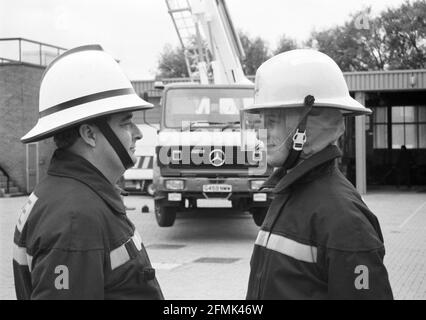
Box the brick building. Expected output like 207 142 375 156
0 62 56 195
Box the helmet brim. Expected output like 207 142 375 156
244 96 371 116
21 93 153 143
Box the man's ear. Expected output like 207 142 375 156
78 124 97 147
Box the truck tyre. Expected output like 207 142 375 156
250 207 268 227
155 205 176 227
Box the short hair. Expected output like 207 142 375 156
53 125 81 149
53 115 111 149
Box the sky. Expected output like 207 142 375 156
0 0 409 80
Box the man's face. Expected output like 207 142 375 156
107 112 142 166
262 108 301 167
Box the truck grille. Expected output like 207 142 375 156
156 145 266 173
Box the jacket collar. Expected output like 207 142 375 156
47 149 126 214
262 145 342 194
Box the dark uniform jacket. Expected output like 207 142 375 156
13 149 164 300
247 145 393 300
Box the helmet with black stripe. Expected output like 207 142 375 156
21 45 152 169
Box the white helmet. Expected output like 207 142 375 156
242 49 370 171
244 49 371 115
21 44 152 143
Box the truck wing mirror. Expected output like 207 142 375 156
154 81 165 90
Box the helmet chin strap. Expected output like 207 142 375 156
94 119 135 170
278 95 315 171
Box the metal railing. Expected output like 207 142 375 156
0 38 67 67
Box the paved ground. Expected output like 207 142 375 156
1 188 425 300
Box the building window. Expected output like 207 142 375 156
372 107 388 149
391 106 426 149
420 108 426 148
372 106 426 149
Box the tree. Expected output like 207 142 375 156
274 35 298 55
306 27 364 71
306 1 426 71
157 36 213 80
306 8 387 71
157 44 189 78
346 7 389 70
157 31 271 78
239 31 271 76
381 0 426 69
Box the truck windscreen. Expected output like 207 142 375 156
165 88 254 128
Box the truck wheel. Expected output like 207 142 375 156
155 206 176 227
250 208 268 227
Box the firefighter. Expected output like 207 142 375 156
243 49 393 299
13 45 164 299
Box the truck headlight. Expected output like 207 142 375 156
250 180 265 190
165 180 184 190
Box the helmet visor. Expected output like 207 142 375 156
240 108 265 152
240 107 304 150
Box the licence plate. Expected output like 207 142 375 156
203 184 232 192
196 199 232 208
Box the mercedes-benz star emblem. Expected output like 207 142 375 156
209 149 225 167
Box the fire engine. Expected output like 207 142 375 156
153 0 272 227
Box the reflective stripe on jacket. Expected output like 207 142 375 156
13 149 164 300
246 145 393 300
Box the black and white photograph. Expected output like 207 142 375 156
0 0 425 305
